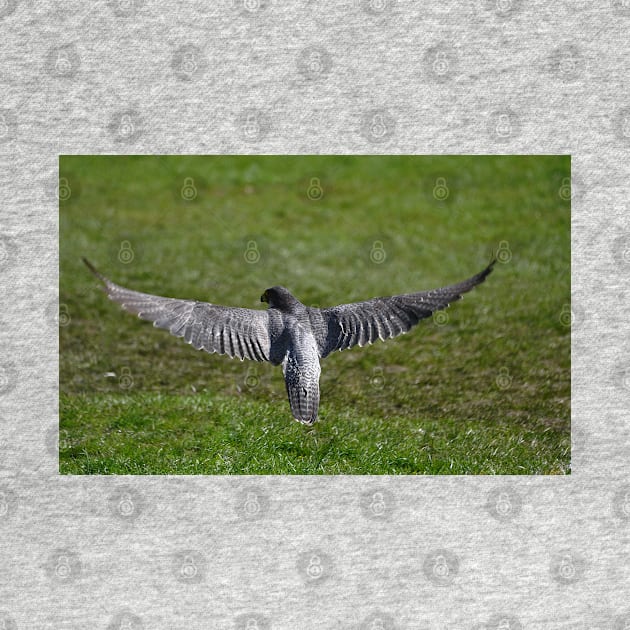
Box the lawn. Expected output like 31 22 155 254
59 155 571 474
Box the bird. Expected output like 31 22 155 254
83 257 495 426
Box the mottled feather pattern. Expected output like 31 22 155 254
84 257 494 425
318 260 496 358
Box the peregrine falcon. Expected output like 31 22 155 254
83 257 495 425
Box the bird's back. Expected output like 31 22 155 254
280 321 321 425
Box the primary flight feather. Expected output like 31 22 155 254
83 257 495 425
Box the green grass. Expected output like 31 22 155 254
59 155 571 474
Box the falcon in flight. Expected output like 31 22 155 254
83 257 495 425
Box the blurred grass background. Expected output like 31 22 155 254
59 155 571 474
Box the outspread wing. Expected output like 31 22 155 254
83 258 270 362
317 260 495 358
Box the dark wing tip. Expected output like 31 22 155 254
478 256 497 282
82 257 110 287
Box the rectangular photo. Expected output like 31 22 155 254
59 155 570 474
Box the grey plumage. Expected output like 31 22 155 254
83 257 495 425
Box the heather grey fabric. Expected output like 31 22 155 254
1 1 629 628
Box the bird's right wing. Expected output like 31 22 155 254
83 258 270 362
317 260 495 358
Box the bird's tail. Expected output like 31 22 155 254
282 353 321 426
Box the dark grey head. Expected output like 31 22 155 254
260 286 301 311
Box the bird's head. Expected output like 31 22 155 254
261 286 299 311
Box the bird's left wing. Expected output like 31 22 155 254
316 260 495 358
83 258 270 362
